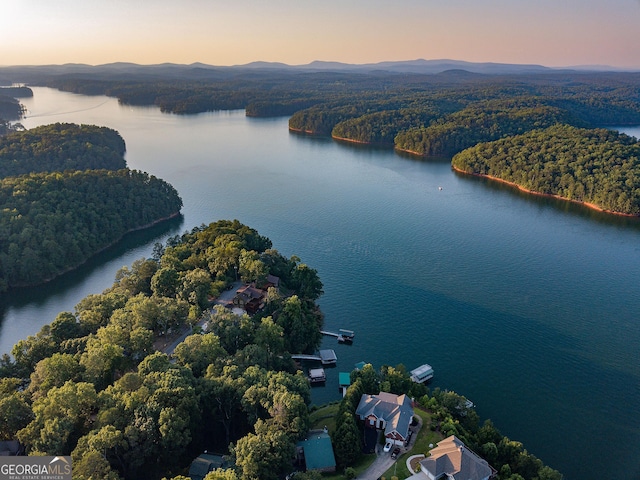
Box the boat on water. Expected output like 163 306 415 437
410 363 434 383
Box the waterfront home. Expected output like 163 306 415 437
232 284 265 314
419 435 496 480
355 392 414 446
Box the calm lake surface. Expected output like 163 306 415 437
2 88 640 479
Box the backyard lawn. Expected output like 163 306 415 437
307 403 442 480
309 402 340 434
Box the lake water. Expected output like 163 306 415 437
2 88 640 479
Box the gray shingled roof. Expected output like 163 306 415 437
355 392 414 440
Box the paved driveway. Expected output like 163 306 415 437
161 281 243 355
357 409 424 479
358 449 397 480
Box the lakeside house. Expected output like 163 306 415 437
232 284 265 314
418 435 496 480
231 275 280 315
355 392 414 446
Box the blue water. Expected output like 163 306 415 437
2 88 640 479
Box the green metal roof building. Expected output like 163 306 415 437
296 431 336 473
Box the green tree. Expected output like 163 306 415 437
203 469 240 480
238 249 268 285
275 296 322 354
179 268 213 310
332 412 361 468
254 316 285 369
17 380 98 455
291 263 323 300
173 333 227 377
0 394 33 440
151 266 180 297
28 353 83 399
234 421 295 480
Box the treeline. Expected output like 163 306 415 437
0 169 182 290
394 100 581 156
0 86 33 98
452 124 640 215
0 220 324 480
331 108 439 145
0 122 182 291
0 123 126 177
335 364 562 480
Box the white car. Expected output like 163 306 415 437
383 441 393 453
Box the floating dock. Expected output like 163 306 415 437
321 329 355 344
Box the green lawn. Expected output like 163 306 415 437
309 402 340 434
380 408 443 480
320 453 377 480
307 404 442 480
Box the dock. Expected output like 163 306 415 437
291 349 337 365
410 363 434 383
308 368 326 383
319 349 337 365
321 328 355 344
339 372 351 397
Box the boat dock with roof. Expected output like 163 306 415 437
410 363 434 383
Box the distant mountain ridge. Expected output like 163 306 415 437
1 58 637 78
1 59 638 87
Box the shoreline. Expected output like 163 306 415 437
5 210 182 291
451 165 638 218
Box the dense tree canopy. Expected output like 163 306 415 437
0 123 126 177
394 101 581 156
452 124 640 215
0 121 181 291
0 169 182 290
1 220 321 480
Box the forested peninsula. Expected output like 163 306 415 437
0 123 182 291
452 125 640 215
0 219 562 480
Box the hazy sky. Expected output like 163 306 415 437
1 0 639 68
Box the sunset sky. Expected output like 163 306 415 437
1 0 639 69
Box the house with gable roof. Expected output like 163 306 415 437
232 284 265 314
355 392 414 446
419 435 496 480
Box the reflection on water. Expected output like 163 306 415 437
2 88 640 480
